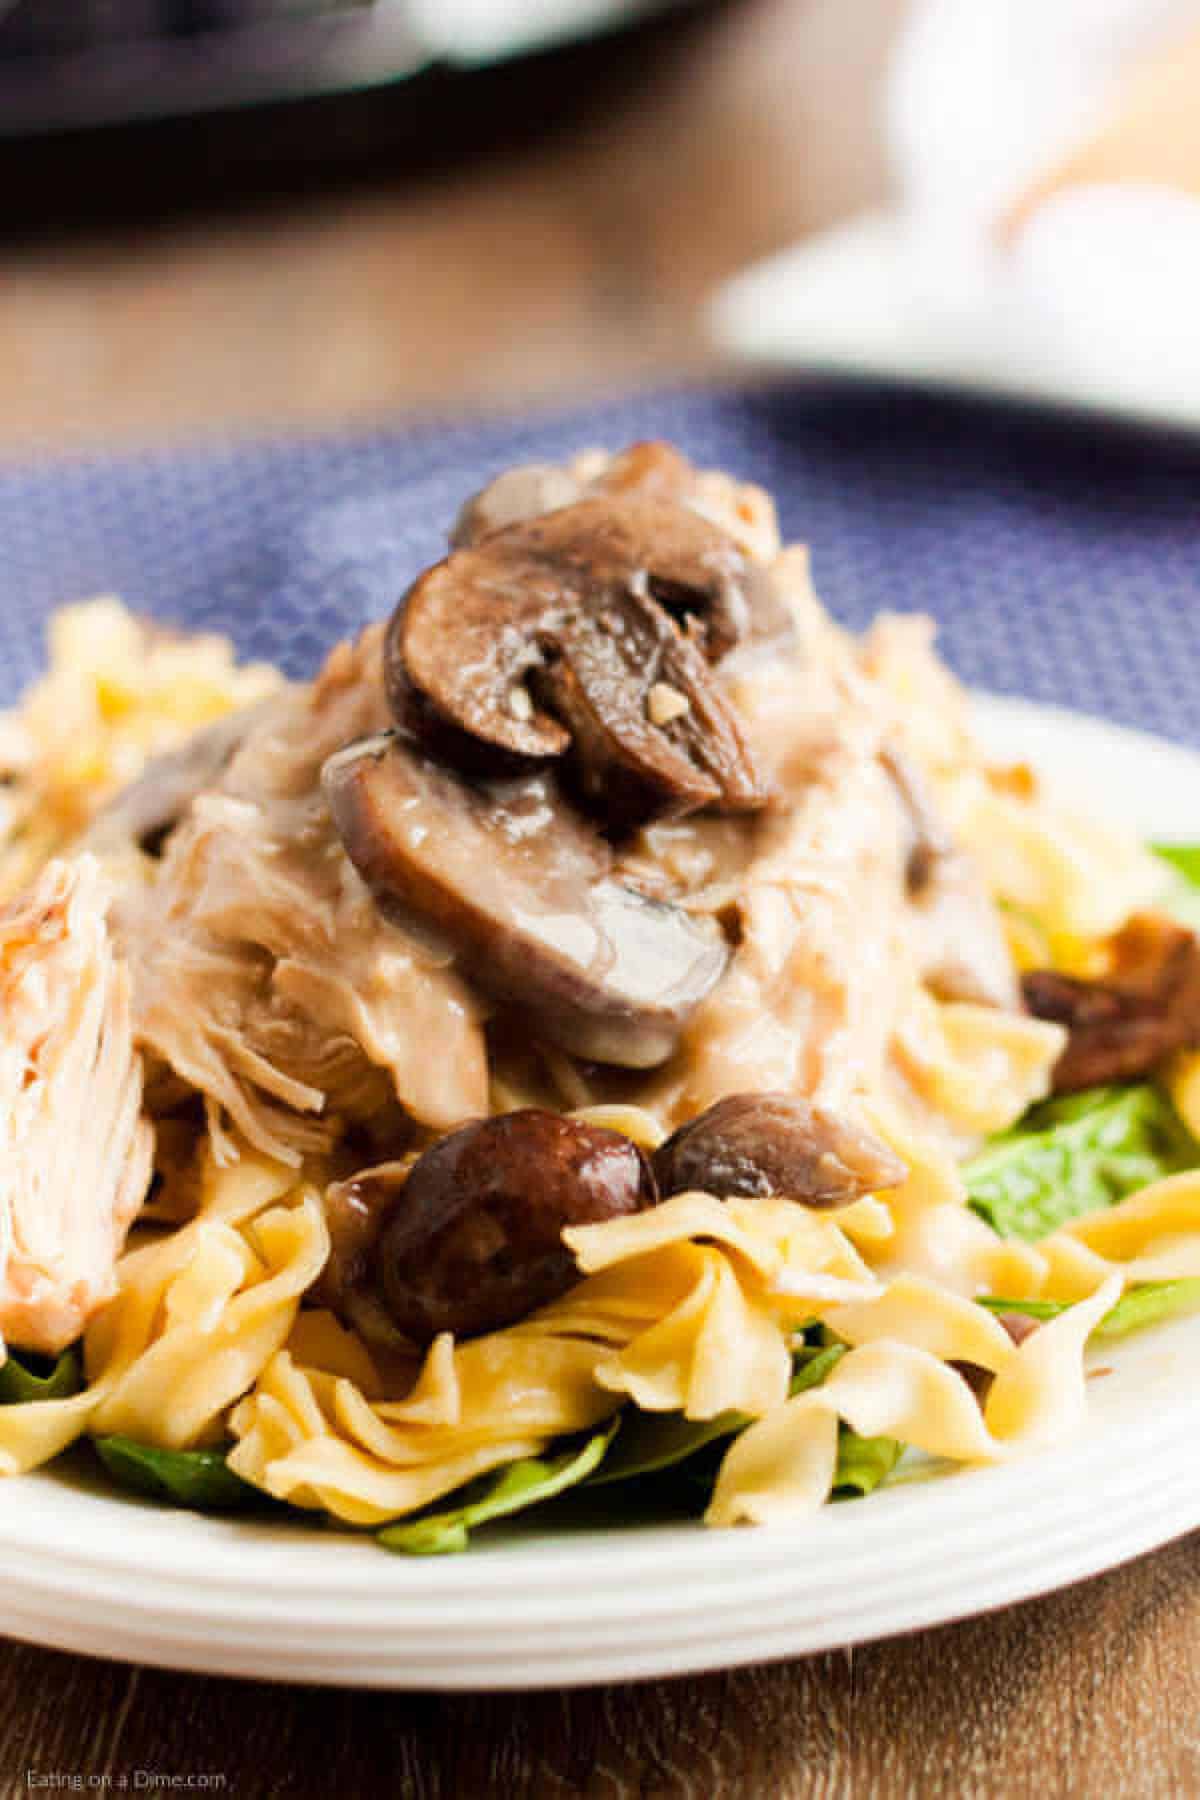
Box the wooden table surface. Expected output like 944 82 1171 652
0 2 1193 1794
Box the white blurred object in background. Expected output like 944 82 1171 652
410 0 661 62
711 0 1200 430
1008 182 1200 410
0 0 676 132
886 0 1196 238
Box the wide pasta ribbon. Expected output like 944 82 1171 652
946 768 1162 945
228 1194 882 1524
892 994 1066 1138
0 1147 321 1474
228 1332 613 1528
998 1171 1200 1302
709 1169 1200 1527
707 1275 1121 1526
558 1194 879 1418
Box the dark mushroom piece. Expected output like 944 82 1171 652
81 700 274 857
323 732 730 1068
306 1160 418 1358
449 442 708 546
651 1092 907 1209
880 745 955 897
450 462 584 548
311 1160 412 1318
388 495 775 829
953 1311 1041 1408
882 744 1018 1011
1023 912 1200 1091
590 440 697 500
374 1109 656 1343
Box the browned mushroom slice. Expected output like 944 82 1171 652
388 495 772 826
308 1159 424 1359
374 1109 656 1342
1023 912 1200 1091
323 732 730 1067
953 1311 1040 1407
881 744 1018 1010
82 700 274 856
450 462 584 547
530 579 767 826
879 745 954 896
651 1092 907 1209
312 1160 413 1317
448 443 695 550
591 440 696 499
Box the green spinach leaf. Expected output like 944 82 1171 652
833 1429 903 1497
1153 844 1200 888
981 1278 1200 1343
587 1407 746 1489
0 1347 81 1405
965 1084 1198 1241
791 1343 849 1394
93 1436 260 1510
1151 844 1200 930
378 1420 619 1556
1095 1278 1200 1340
588 1344 848 1489
977 1296 1067 1324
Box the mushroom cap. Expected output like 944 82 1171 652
1024 911 1200 1090
448 441 701 550
374 1109 656 1342
323 731 731 1068
651 1092 907 1209
388 495 776 828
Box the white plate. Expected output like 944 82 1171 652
709 212 1200 438
1 694 1197 1690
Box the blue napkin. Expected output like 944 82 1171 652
2 381 1197 742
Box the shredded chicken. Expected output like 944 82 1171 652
111 626 489 1166
608 580 1020 1134
0 857 153 1354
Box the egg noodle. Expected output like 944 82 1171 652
0 539 1196 1539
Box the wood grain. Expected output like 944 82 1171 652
0 0 902 450
2 1536 1199 1797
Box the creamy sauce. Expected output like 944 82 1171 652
111 494 1026 1167
607 585 1019 1140
113 628 490 1162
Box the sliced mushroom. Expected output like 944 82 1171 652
82 701 273 856
389 495 773 827
374 1109 656 1342
310 1161 438 1371
323 732 730 1067
591 440 696 500
308 1160 427 1360
449 443 699 549
953 1311 1040 1407
651 1092 907 1209
880 745 954 896
450 462 584 548
312 1160 413 1317
1023 912 1200 1091
881 744 1018 1010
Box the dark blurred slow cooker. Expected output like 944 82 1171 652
0 1 694 133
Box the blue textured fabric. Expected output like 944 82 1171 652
2 380 1198 741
